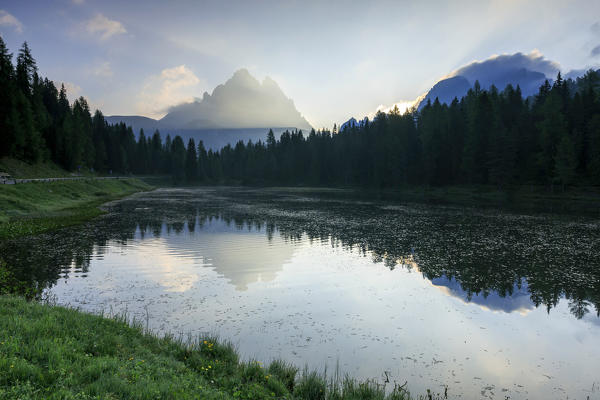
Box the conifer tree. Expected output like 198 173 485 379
197 140 208 181
170 135 186 183
554 132 577 189
185 138 198 182
0 36 15 157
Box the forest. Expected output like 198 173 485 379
2 37 600 188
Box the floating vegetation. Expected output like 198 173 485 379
1 187 599 319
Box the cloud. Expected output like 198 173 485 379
91 61 113 78
136 65 204 118
591 44 600 58
0 10 23 33
85 14 126 40
592 22 600 34
55 80 103 111
72 0 85 4
449 50 560 80
55 81 82 102
370 100 417 118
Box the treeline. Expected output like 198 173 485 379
0 38 151 174
2 36 600 188
205 73 600 188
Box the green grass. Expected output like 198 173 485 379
0 158 77 179
0 296 413 400
0 178 151 239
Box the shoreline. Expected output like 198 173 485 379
0 295 416 399
0 178 152 239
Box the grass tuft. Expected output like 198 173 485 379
268 359 298 391
0 296 417 399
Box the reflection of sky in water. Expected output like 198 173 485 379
49 218 600 400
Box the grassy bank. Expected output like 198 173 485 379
0 178 151 239
0 296 413 400
0 157 77 179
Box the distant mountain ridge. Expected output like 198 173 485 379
105 115 161 133
341 52 598 128
417 67 548 110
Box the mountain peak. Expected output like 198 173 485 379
232 68 252 78
227 68 260 87
158 69 311 130
416 52 559 109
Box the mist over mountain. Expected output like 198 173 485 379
106 69 312 149
104 115 162 133
416 52 559 109
340 51 598 129
160 69 311 130
107 69 311 130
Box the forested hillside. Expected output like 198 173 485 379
1 37 599 188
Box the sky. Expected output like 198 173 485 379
1 0 600 128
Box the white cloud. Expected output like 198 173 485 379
365 99 417 121
0 10 23 33
72 0 85 4
91 61 113 78
136 65 204 118
56 81 82 103
55 80 103 112
448 50 560 80
85 14 126 41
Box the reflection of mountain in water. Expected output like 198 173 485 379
2 187 598 320
430 276 534 314
157 219 296 291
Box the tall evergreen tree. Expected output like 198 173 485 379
197 140 208 181
185 138 198 182
170 135 186 183
554 131 577 189
0 36 15 157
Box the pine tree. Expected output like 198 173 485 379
554 132 577 190
536 93 567 185
197 140 208 181
92 110 107 171
185 138 198 182
16 42 36 97
588 115 600 184
0 36 15 157
136 129 149 174
170 135 186 183
163 135 172 173
72 97 94 168
150 130 162 173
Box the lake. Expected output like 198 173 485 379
2 187 599 399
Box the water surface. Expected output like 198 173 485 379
3 187 599 399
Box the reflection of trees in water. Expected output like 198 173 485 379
1 188 598 319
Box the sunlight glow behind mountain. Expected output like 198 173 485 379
2 0 600 128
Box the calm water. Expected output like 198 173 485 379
3 187 600 399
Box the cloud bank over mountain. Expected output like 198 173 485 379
344 50 596 127
111 69 311 131
448 51 559 83
417 51 561 109
159 69 311 130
